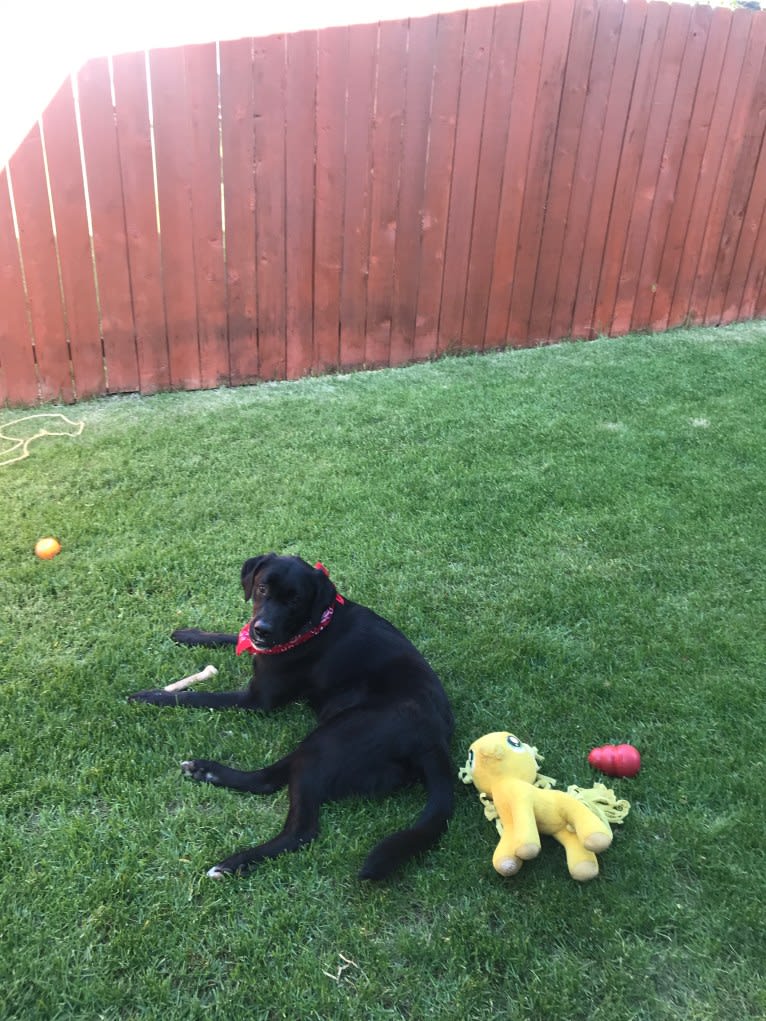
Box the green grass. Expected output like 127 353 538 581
1 322 765 1020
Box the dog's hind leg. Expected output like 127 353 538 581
202 761 325 878
181 756 291 794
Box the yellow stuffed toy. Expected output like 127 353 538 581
459 731 630 881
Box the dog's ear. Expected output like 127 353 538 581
241 555 273 600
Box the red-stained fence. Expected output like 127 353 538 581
2 0 766 405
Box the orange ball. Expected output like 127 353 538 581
35 537 62 560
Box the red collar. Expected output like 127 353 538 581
236 562 345 657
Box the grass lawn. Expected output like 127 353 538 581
1 323 765 1020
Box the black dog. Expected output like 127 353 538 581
129 554 454 879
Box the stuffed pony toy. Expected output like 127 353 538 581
459 731 630 881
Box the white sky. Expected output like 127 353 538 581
0 0 741 166
0 0 489 165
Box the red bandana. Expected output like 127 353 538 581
236 562 345 657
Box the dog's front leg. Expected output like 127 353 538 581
171 628 237 647
127 688 253 709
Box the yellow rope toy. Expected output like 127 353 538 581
0 414 85 467
459 731 630 881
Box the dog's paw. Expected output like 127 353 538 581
206 864 232 880
181 759 222 784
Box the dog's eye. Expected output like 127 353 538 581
256 583 267 596
506 735 523 750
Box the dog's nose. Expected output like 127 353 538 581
251 619 272 641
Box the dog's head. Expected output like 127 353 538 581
240 554 337 650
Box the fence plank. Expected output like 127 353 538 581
649 7 731 332
630 3 711 333
313 26 347 373
439 5 494 351
254 34 287 380
668 11 752 328
571 0 647 339
42 76 105 400
9 122 73 402
510 0 577 344
701 14 766 324
530 0 598 342
721 59 766 324
219 38 259 385
339 22 377 369
613 2 692 335
111 50 168 393
595 1 670 337
462 3 522 350
414 10 465 359
389 14 438 366
149 46 201 389
285 31 317 380
735 115 766 322
77 58 140 394
485 0 548 346
366 19 408 368
185 43 229 388
552 0 624 341
0 172 38 405
756 237 766 319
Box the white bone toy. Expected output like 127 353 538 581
163 664 218 692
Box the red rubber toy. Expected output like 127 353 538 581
588 744 641 778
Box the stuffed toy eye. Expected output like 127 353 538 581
468 749 475 766
506 735 523 750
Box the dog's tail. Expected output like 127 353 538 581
358 745 454 880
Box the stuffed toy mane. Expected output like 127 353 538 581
459 731 630 881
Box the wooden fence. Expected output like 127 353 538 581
2 0 766 406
